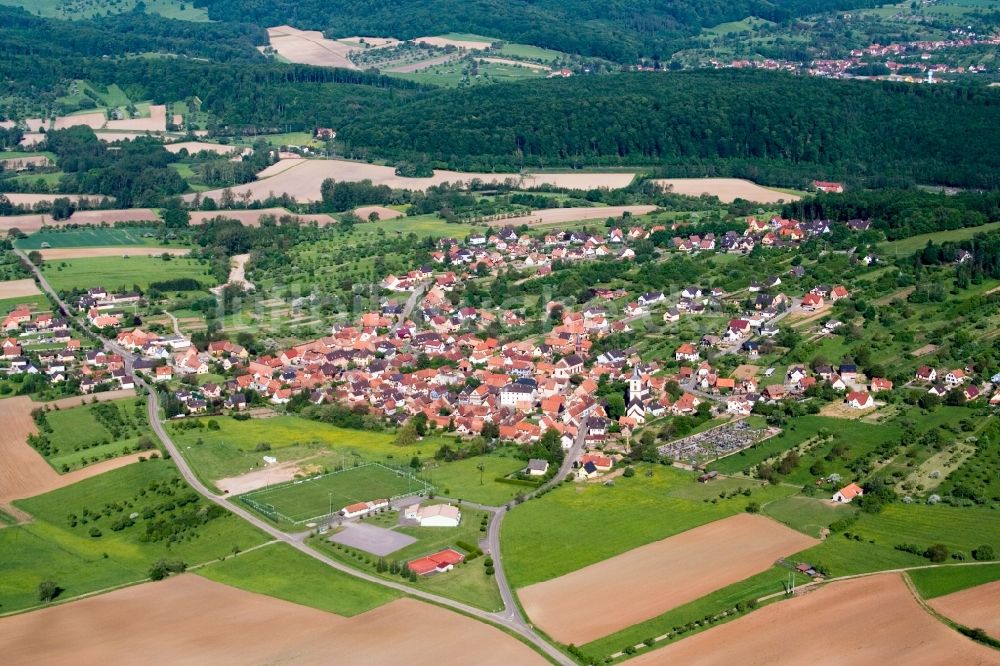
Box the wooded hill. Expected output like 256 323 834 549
191 0 884 61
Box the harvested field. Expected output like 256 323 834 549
0 279 41 299
105 105 167 132
518 514 817 645
627 574 999 665
0 392 141 510
0 575 546 665
38 247 188 260
417 36 492 50
506 205 656 227
188 207 335 227
164 141 238 156
18 133 44 148
651 178 800 203
0 215 46 234
354 205 404 220
22 119 46 132
0 156 51 170
930 580 1000 640
59 209 158 224
52 112 106 131
267 25 359 69
185 158 638 202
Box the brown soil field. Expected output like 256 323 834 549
0 391 140 511
267 25 360 69
0 278 42 299
52 112 106 131
105 105 167 133
506 205 656 227
38 247 189 260
18 133 44 148
0 575 546 666
0 156 52 170
519 514 817 645
930 580 1000 640
22 119 46 132
188 207 335 227
354 205 405 220
0 215 46 234
628 574 1000 666
732 364 760 380
164 141 239 156
651 178 801 204
417 35 493 50
186 159 638 202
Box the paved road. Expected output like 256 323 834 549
390 281 428 332
17 250 573 666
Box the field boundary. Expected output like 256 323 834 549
239 462 433 524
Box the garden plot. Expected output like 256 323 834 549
518 513 816 645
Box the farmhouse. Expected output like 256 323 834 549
833 482 864 503
404 503 462 527
845 391 874 409
408 548 465 576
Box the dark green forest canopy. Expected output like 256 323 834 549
191 0 884 61
338 71 1000 188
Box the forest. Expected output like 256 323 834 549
339 71 1000 188
191 0 885 61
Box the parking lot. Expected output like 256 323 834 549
328 522 416 556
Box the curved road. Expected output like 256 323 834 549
16 249 574 666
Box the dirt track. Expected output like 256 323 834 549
0 574 546 665
651 178 800 204
0 391 140 511
519 514 817 645
39 247 189 260
930 580 1000 640
627 573 999 665
0 279 41 299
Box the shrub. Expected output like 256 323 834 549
37 580 61 603
745 501 761 514
972 544 995 561
925 543 949 563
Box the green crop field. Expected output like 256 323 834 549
198 542 400 616
41 255 213 292
909 562 1000 599
0 293 48 314
17 226 167 250
501 464 797 588
0 460 267 613
241 463 431 524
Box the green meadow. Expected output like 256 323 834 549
41 255 213 292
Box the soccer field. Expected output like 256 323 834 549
240 463 431 524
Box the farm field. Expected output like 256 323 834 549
650 178 802 203
15 226 166 249
929 579 1000 639
40 254 213 292
0 278 41 299
518 513 817 645
264 25 361 69
184 158 639 203
501 464 798 588
0 460 268 613
241 463 430 524
626 573 999 665
169 415 408 485
354 205 404 220
188 207 335 227
163 141 239 155
0 574 545 666
38 247 189 260
197 542 400 616
909 562 1000 599
494 205 654 227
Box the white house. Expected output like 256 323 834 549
405 503 461 527
832 483 864 503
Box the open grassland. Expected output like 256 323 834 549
169 415 407 485
37 398 148 472
0 574 545 666
197 542 399 616
0 293 47 313
501 464 797 588
763 495 857 538
0 460 268 614
795 502 1000 578
16 226 166 249
519 513 817 645
910 562 1000 599
625 574 999 665
929 579 1000 640
319 504 502 611
242 463 428 524
423 450 529 506
41 255 212 292
880 220 1000 257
